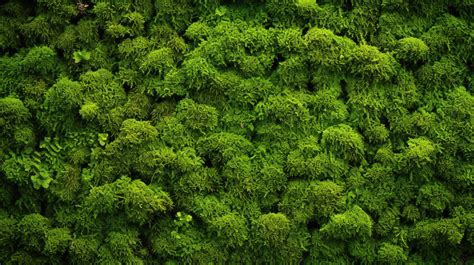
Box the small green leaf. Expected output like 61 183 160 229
73 50 91 63
81 168 93 182
98 133 108 146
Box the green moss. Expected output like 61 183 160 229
0 0 472 263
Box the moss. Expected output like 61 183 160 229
0 0 472 263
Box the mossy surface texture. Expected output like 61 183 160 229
0 0 473 264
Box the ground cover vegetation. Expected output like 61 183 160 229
0 0 473 263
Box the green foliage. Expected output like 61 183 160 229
320 205 373 240
253 213 291 246
43 228 72 256
0 214 16 259
117 119 158 145
73 50 91 63
2 151 54 190
197 132 253 163
140 48 175 76
118 36 152 60
308 231 349 263
275 56 310 89
411 217 465 247
227 77 276 106
305 27 355 71
0 97 31 134
417 182 454 214
348 239 377 264
255 91 312 127
209 212 248 247
0 16 20 50
417 56 467 92
185 21 212 42
40 77 83 132
377 243 408 264
0 0 472 263
402 137 438 169
83 176 172 225
17 214 51 252
395 37 429 64
153 0 194 32
69 237 100 264
123 179 174 224
279 180 345 224
21 46 57 76
251 212 309 263
99 230 144 264
350 44 398 81
176 98 219 132
321 124 365 162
